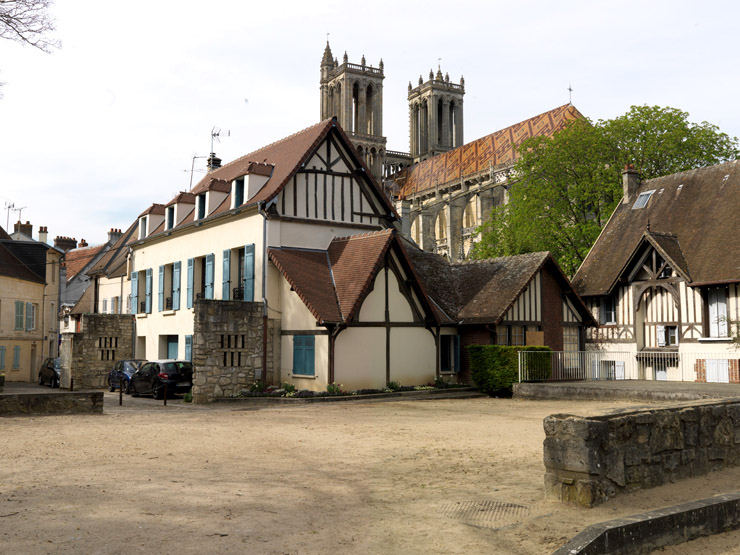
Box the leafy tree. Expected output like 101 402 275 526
0 0 60 94
474 106 739 276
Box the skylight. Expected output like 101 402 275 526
632 190 655 210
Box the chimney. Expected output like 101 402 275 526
14 220 33 237
622 164 640 204
54 236 77 252
207 152 222 172
79 238 88 248
38 226 48 244
108 228 122 244
394 199 412 239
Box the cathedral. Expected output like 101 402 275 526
319 42 584 262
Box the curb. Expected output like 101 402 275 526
553 491 740 554
513 382 740 403
209 387 486 405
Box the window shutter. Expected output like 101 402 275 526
656 325 666 347
15 301 24 330
205 253 215 299
305 336 315 376
243 244 255 302
131 272 139 314
293 336 303 373
186 258 194 308
13 346 20 369
0 346 5 369
145 268 152 314
222 250 231 300
185 335 192 362
26 302 33 331
172 261 181 310
158 265 165 312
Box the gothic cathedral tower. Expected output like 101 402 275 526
320 42 387 181
408 67 465 163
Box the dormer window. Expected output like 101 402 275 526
166 206 175 230
233 178 244 208
197 194 206 220
139 216 148 239
632 190 655 209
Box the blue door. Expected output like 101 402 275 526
167 336 179 359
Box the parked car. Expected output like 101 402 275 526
107 359 147 393
38 357 61 388
130 360 193 400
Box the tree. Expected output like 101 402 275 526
474 106 739 276
0 0 60 94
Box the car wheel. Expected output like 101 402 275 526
109 380 116 392
51 378 59 389
130 382 139 397
39 374 44 386
123 381 130 395
152 383 162 400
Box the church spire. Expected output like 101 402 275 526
321 40 333 66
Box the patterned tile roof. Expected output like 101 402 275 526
573 160 740 296
398 104 584 197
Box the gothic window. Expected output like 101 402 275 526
410 217 422 248
463 196 477 229
366 85 374 134
435 209 447 241
450 101 458 147
437 98 444 145
352 82 359 134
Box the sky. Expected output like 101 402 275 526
1 0 739 245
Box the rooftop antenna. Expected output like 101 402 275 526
189 155 209 189
211 126 230 154
12 205 27 226
4 201 14 231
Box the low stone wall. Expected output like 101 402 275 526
0 391 104 415
60 314 134 390
192 300 279 404
544 400 740 507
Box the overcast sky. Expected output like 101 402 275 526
1 0 738 245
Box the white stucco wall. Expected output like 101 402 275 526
334 327 386 390
389 327 436 385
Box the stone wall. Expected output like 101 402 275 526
0 391 104 415
60 314 134 390
192 300 279 404
544 400 740 507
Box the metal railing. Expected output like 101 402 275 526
519 350 740 383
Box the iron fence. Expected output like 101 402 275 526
518 350 740 383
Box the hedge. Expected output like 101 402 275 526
467 345 552 396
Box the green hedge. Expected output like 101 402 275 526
467 345 552 396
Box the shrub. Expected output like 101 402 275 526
467 345 552 396
282 382 296 394
386 381 401 391
183 390 193 403
326 382 343 395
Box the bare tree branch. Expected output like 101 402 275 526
0 0 60 52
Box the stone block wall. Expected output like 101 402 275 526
60 314 134 390
192 300 279 403
544 400 740 507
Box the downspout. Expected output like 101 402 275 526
258 201 269 385
328 324 345 385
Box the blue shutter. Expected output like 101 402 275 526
293 336 304 374
305 336 315 376
243 244 255 302
185 335 192 362
0 346 5 370
145 268 152 313
131 272 139 314
293 335 315 376
15 301 24 330
158 265 165 312
222 249 231 300
186 258 194 308
26 302 33 331
172 261 181 310
12 346 20 369
205 253 214 299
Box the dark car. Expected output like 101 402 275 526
130 360 193 400
38 357 61 388
107 359 146 393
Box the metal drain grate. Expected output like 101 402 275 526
439 500 530 529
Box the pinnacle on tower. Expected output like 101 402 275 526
436 67 443 80
429 69 434 80
418 75 423 85
361 54 366 66
322 41 333 66
379 58 384 70
343 51 348 63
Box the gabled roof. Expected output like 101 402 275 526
87 220 139 278
644 231 691 281
165 192 195 207
573 160 740 296
64 244 107 281
397 104 584 197
0 226 11 240
0 242 44 283
268 229 433 325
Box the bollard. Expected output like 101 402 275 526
163 382 167 406
70 378 74 392
119 375 123 406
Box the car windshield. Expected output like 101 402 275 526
125 361 145 372
176 362 193 372
162 362 179 373
53 359 61 370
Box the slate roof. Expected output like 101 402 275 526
0 226 11 240
88 220 139 279
397 104 584 197
0 242 44 283
572 160 740 296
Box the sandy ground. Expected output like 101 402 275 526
2 395 740 554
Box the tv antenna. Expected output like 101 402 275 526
4 202 14 231
211 126 230 154
189 155 209 189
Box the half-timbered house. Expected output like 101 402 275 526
572 162 740 382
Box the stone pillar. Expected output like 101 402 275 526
374 83 383 137
449 202 465 262
455 101 464 147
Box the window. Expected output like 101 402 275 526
600 295 616 325
707 287 729 338
224 244 255 301
15 301 24 330
0 346 5 369
496 325 525 346
12 345 20 369
102 299 108 313
139 216 148 239
25 302 35 331
440 335 460 373
166 206 175 230
292 335 315 376
632 190 655 210
188 254 214 303
185 335 192 362
657 325 678 347
233 178 244 208
197 194 206 219
132 269 152 314
563 327 580 352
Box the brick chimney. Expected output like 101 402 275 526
14 220 33 237
79 238 88 248
54 236 77 252
38 226 48 244
207 152 222 172
107 228 122 244
622 164 640 204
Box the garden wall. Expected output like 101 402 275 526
192 300 280 403
544 400 740 507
